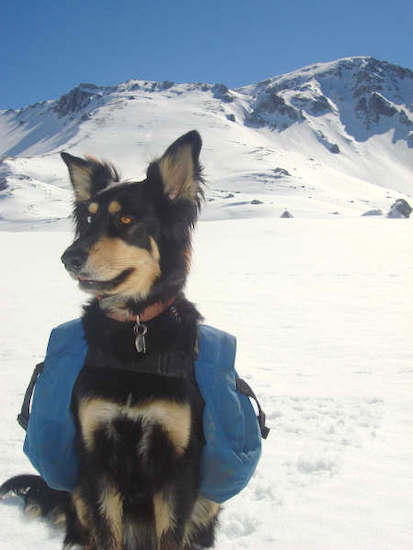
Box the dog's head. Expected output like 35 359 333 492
60 130 203 314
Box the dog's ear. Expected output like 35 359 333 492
61 152 119 201
147 130 203 202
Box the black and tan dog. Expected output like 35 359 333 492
1 131 220 549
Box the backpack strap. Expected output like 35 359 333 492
85 348 195 380
17 362 45 431
236 377 270 439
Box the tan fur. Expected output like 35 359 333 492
153 492 175 544
68 165 94 202
108 200 121 214
85 236 161 299
73 489 90 530
52 511 67 527
78 397 192 456
159 145 196 201
88 202 99 214
24 502 42 519
98 481 123 547
183 248 192 274
184 498 220 544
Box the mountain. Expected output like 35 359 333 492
0 56 412 228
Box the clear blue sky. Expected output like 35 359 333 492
1 0 412 109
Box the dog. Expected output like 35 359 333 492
1 130 220 549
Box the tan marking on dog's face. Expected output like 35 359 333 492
184 498 220 544
153 492 175 542
159 144 196 201
88 202 99 214
98 480 123 547
84 236 161 299
108 200 121 214
78 397 191 455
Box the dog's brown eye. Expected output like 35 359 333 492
120 215 133 225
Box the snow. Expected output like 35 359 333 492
0 55 412 548
1 57 412 230
1 218 413 549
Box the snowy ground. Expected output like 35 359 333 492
0 217 412 549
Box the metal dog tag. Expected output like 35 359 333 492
134 319 148 354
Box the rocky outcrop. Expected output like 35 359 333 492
53 85 103 117
273 167 291 177
387 199 412 218
246 90 303 129
291 93 332 116
355 93 397 125
352 58 413 99
0 161 11 191
241 57 413 143
314 130 340 153
362 209 383 216
212 84 234 103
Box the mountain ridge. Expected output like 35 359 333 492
3 56 412 114
0 56 412 228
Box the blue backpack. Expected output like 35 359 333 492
18 319 269 503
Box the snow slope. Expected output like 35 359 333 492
0 57 412 228
1 218 412 549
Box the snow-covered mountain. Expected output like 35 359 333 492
0 56 412 228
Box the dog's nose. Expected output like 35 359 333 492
61 248 88 272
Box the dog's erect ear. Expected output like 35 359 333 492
148 130 203 202
61 152 119 202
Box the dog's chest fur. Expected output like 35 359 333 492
69 298 207 548
72 298 203 462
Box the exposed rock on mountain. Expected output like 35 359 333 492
362 209 383 216
273 168 291 178
290 93 332 116
212 83 234 103
387 199 412 218
246 91 303 129
53 84 109 117
241 56 413 143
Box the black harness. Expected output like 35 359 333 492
18 349 269 439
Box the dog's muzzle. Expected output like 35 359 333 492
61 246 88 274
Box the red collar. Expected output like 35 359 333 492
98 297 176 323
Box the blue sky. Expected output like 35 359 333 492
1 0 412 109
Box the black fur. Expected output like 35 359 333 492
1 131 220 549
